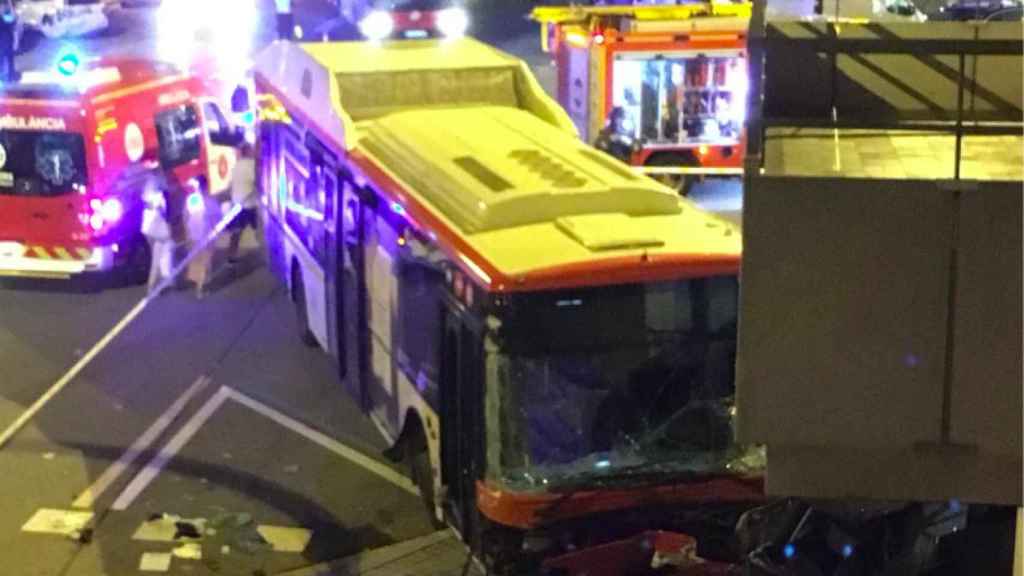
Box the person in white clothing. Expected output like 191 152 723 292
141 181 174 293
226 141 259 265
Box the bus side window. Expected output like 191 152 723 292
397 243 445 409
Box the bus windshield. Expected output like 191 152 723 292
0 131 88 197
488 276 764 492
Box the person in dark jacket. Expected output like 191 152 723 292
593 106 636 164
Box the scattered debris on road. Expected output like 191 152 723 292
172 542 203 560
21 508 94 538
139 551 172 572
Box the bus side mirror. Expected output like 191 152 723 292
231 86 251 115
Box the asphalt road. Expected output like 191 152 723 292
0 229 437 575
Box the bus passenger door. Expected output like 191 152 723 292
361 199 401 434
441 311 484 544
322 168 344 370
339 176 371 409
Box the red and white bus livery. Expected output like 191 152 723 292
253 37 762 571
0 57 241 280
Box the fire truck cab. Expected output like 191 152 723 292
0 56 241 280
532 2 750 193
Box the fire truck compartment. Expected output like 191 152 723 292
611 51 747 148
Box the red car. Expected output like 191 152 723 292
358 0 469 41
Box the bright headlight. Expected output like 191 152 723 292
360 11 394 41
437 7 468 38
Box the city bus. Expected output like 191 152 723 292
252 37 763 570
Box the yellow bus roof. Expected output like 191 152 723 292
357 105 740 283
301 39 520 75
254 38 740 291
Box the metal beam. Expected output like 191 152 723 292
764 35 1023 56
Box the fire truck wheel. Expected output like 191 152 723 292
645 153 698 197
291 265 318 347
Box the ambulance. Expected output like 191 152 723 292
0 55 241 280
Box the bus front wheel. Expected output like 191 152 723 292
291 265 317 348
407 430 444 529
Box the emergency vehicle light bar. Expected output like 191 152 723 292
531 2 752 26
17 67 122 90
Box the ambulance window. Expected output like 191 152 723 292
154 105 202 168
0 131 87 197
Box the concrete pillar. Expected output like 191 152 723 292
1014 508 1022 576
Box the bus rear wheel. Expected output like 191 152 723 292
291 265 318 347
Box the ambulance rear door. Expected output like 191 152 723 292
0 115 91 246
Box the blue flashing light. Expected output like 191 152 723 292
241 110 255 126
595 460 610 469
390 202 406 217
783 544 796 559
841 544 854 558
187 191 205 214
56 52 81 78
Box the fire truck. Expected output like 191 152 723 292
532 2 751 193
0 55 241 281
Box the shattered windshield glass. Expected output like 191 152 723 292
488 276 764 491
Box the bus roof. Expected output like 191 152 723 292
358 106 682 233
254 38 740 292
355 104 740 290
302 38 520 75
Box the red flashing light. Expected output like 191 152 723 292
698 145 710 157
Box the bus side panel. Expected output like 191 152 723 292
261 120 330 350
258 122 289 288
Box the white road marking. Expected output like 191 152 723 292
0 205 241 451
107 384 417 513
224 388 419 496
21 508 93 536
110 386 232 511
72 376 211 509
